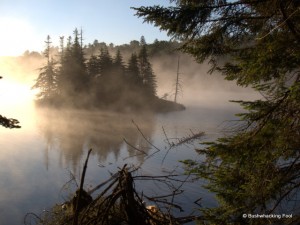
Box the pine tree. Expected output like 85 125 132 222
57 35 72 98
98 45 113 77
113 49 125 76
127 53 142 88
59 36 64 67
123 53 144 106
71 28 88 93
134 1 300 224
86 55 100 78
57 29 89 104
109 49 126 103
32 35 57 101
93 46 113 103
138 36 157 97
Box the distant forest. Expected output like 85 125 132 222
31 28 183 111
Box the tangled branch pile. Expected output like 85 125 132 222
25 163 200 225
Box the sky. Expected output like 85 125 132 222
0 0 173 56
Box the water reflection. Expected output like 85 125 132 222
36 108 155 171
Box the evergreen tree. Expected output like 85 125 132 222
32 35 57 101
59 36 64 66
66 36 72 54
94 46 114 103
86 54 100 78
138 36 157 97
57 29 89 104
134 1 300 224
57 36 72 98
98 45 113 77
112 49 126 86
70 28 88 93
113 49 125 76
127 53 142 88
123 53 144 106
107 50 125 103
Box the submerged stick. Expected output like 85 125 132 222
73 148 92 225
131 120 161 159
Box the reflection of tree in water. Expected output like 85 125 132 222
37 108 155 171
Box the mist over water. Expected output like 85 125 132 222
0 55 259 225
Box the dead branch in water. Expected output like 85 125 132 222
122 138 148 158
169 130 204 148
123 121 204 165
131 120 162 159
73 149 92 225
161 128 204 164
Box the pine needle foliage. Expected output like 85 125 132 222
134 1 300 224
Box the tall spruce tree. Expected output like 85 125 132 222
127 53 143 88
113 49 125 77
70 28 88 94
87 54 100 78
98 46 113 77
57 35 72 98
124 53 144 106
95 46 114 103
32 35 57 101
138 36 157 97
58 29 88 104
134 1 300 224
110 49 126 101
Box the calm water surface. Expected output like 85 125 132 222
0 88 256 225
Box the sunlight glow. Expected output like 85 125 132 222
0 79 38 130
0 18 39 56
0 79 35 108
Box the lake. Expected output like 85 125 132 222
0 61 259 224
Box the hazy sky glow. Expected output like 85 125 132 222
0 0 172 56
